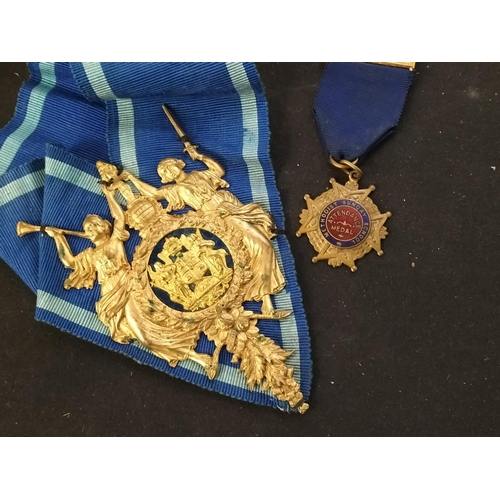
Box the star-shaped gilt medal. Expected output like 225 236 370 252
296 177 391 271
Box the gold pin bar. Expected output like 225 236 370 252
371 62 416 71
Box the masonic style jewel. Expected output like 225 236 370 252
17 106 308 413
297 160 391 272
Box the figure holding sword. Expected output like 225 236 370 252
123 106 288 317
15 105 308 410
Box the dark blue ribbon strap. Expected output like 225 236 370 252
314 63 414 162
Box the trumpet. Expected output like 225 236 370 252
16 221 89 239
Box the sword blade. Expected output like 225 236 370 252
162 105 186 140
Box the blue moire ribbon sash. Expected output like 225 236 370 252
0 62 311 411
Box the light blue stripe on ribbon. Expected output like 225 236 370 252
37 289 108 335
46 158 102 196
37 290 149 355
273 291 301 381
226 62 271 212
0 63 56 176
36 290 257 392
46 155 128 208
115 100 139 176
181 359 264 392
272 238 301 382
226 62 302 383
81 63 117 100
0 170 45 207
82 63 139 176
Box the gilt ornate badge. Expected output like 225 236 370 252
17 107 308 413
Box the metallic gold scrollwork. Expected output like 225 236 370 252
18 107 308 413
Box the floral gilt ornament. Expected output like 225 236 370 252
17 106 308 413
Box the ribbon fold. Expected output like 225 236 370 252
0 62 311 411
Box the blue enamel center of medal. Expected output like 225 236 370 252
319 199 370 248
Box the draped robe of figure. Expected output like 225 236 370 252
61 222 201 366
161 168 285 302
